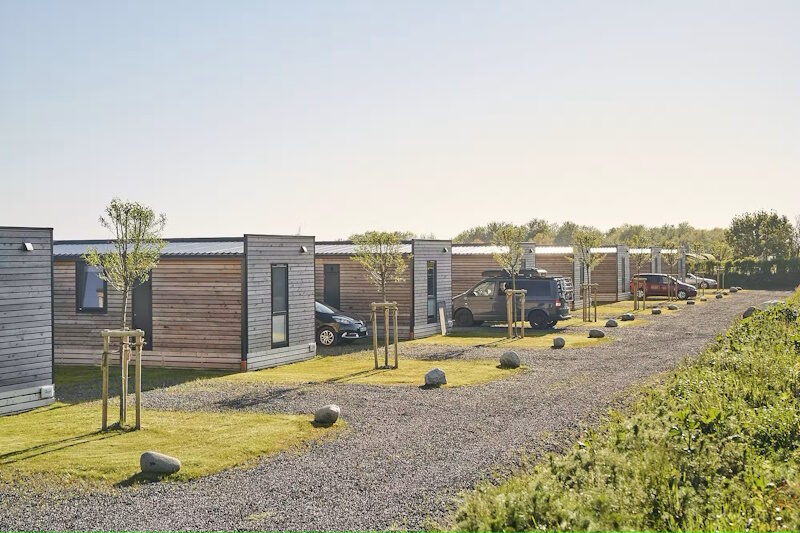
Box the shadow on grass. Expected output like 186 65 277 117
55 365 234 405
115 471 176 487
212 387 298 410
0 428 129 466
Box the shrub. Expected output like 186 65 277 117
455 289 800 531
724 257 800 290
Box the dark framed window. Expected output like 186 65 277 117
271 264 289 348
76 261 107 313
426 260 437 323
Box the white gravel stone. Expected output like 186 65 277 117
140 451 181 474
499 351 520 369
314 404 341 425
424 368 447 387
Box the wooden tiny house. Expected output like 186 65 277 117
315 240 452 340
52 235 315 371
451 243 631 304
0 227 55 416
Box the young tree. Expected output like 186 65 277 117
726 210 796 260
351 231 408 303
84 199 167 333
492 224 526 334
571 229 606 316
660 239 680 300
626 233 652 279
711 240 734 290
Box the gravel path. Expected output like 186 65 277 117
0 290 787 531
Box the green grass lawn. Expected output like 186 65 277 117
412 330 608 349
0 401 341 485
220 353 523 387
55 365 231 404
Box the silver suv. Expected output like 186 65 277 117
452 270 572 329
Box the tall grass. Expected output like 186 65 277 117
456 290 800 531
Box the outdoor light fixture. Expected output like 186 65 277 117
442 247 448 253
300 245 308 254
22 242 34 252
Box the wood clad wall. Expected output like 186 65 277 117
0 227 54 415
314 255 413 339
591 252 620 302
412 240 452 339
451 255 499 295
54 257 242 370
534 254 574 279
246 235 316 371
151 258 241 368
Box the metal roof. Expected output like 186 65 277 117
452 245 508 255
316 243 412 255
54 239 244 257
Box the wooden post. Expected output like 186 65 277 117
120 336 127 424
393 307 398 369
135 332 142 430
371 307 378 370
101 334 109 431
520 292 526 339
506 290 513 339
383 305 389 368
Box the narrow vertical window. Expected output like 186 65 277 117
76 261 107 312
271 264 289 348
426 260 437 323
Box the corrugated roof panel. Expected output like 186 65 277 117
452 245 508 255
534 246 573 255
316 243 412 255
54 240 244 257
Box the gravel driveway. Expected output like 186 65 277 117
0 290 787 531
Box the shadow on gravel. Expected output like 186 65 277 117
212 387 298 410
115 471 175 488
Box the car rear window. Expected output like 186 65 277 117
518 279 554 297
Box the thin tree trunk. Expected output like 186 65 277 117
119 286 129 423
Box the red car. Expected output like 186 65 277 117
630 273 697 300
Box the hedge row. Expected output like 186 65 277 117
725 257 800 290
455 289 800 531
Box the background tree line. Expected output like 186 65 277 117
453 210 800 261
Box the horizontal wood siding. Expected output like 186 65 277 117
314 255 413 339
451 255 498 295
534 254 574 279
0 227 54 415
591 252 620 302
412 240 452 339
246 235 316 371
54 257 242 370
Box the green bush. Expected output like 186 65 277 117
724 257 800 290
455 290 800 531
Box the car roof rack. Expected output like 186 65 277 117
481 268 551 278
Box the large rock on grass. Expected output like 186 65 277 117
588 329 605 338
314 404 341 426
140 451 181 474
553 336 566 349
743 306 756 319
667 304 678 310
730 287 738 293
605 319 618 328
620 313 635 322
425 368 447 387
499 351 521 369
716 293 724 299
701 297 708 302
687 300 696 305
652 308 662 315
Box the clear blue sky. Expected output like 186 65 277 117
1 0 798 239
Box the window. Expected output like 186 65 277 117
472 281 495 297
519 279 554 297
271 264 289 348
76 261 106 312
426 261 437 323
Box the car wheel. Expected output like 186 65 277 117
677 289 688 300
529 310 549 330
317 327 337 347
700 282 708 289
454 308 474 327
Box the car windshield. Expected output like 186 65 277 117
315 301 340 314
